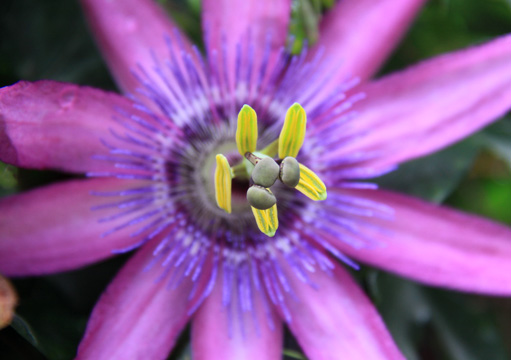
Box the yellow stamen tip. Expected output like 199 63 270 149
214 154 232 213
295 163 327 201
278 103 307 159
251 199 279 237
236 104 258 156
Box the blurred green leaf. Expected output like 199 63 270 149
380 0 511 75
477 117 511 170
369 272 430 360
10 315 39 349
186 0 201 14
172 343 191 360
283 349 307 359
425 289 509 360
376 139 480 203
13 281 87 360
0 0 114 88
0 162 18 196
447 177 511 223
160 1 202 46
288 0 334 53
0 324 46 359
371 272 511 360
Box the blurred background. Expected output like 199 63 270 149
0 0 510 358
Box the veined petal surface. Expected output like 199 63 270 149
0 81 149 174
313 0 426 84
81 0 195 96
283 263 404 360
77 237 200 360
323 35 511 174
191 266 282 360
278 103 306 159
329 189 511 295
0 178 145 276
202 0 291 90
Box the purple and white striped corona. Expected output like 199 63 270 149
88 26 384 329
1 1 511 359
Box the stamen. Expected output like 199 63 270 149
251 202 279 237
235 104 258 156
214 154 233 213
87 30 394 336
278 103 307 159
215 102 328 236
295 163 327 201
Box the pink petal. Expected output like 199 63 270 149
77 238 199 360
81 0 194 95
284 263 404 359
329 189 511 295
191 267 282 360
0 178 148 276
313 0 425 83
324 35 511 173
0 80 148 173
202 0 291 89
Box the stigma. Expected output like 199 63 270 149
214 103 327 237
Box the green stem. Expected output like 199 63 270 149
231 162 249 179
259 139 279 158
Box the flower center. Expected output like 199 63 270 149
88 35 395 333
208 103 327 238
165 120 281 238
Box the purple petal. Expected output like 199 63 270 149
77 238 196 360
202 0 291 89
284 263 404 359
313 0 425 83
0 80 148 173
81 0 194 95
326 35 511 173
191 266 282 360
330 189 511 295
0 178 147 276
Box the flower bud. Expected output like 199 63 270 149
0 275 17 329
251 157 279 188
247 185 277 210
279 157 300 188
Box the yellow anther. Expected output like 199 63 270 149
251 201 279 237
236 104 258 156
278 103 306 159
214 154 233 213
295 163 327 201
215 103 326 237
